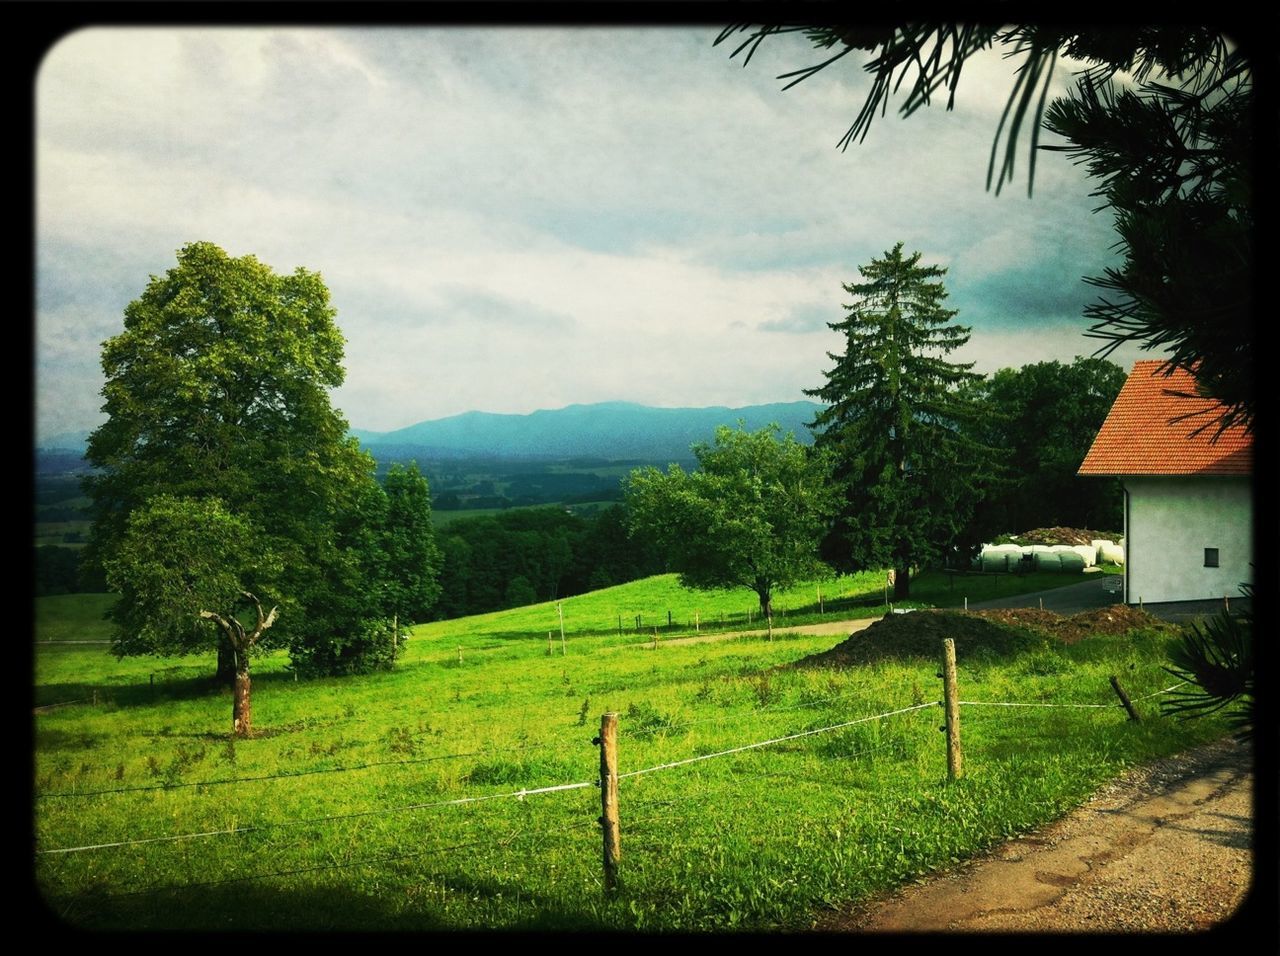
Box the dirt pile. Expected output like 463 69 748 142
798 604 1172 667
1009 526 1120 546
976 605 1172 645
797 610 1045 667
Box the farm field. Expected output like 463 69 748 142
415 568 1108 644
33 583 1222 932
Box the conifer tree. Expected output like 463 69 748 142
806 243 983 599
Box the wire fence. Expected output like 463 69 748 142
618 703 936 781
36 659 1195 909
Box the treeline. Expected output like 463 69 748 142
433 504 664 619
35 545 105 596
960 357 1125 543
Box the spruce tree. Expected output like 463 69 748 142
806 242 984 599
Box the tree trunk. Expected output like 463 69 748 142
215 640 236 686
893 565 911 601
757 588 772 619
232 658 252 738
201 593 275 739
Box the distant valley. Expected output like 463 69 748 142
36 400 824 518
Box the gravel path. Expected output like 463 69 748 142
817 738 1257 934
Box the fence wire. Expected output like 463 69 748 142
37 777 597 856
618 702 936 781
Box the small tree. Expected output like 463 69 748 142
624 424 835 620
103 495 281 737
380 463 443 624
807 243 985 599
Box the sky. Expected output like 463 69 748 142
34 25 1154 444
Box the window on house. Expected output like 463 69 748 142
1204 548 1220 568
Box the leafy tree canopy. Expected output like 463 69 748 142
379 463 444 624
85 241 390 675
961 357 1127 538
624 424 836 619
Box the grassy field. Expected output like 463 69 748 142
415 567 1104 644
34 520 92 548
33 582 1220 932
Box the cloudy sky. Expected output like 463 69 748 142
35 25 1150 443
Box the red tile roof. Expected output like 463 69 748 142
1078 361 1252 477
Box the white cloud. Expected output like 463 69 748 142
36 26 1139 437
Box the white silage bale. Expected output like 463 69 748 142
1100 542 1125 565
1034 551 1062 571
980 544 1020 572
1058 551 1086 572
1070 545 1096 567
981 550 1011 572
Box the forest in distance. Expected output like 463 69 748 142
35 354 1127 620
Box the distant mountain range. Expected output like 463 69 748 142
352 401 823 461
37 401 825 464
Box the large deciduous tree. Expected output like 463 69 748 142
624 424 835 622
806 243 985 600
84 241 389 683
715 24 1252 434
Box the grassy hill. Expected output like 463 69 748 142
33 580 1218 931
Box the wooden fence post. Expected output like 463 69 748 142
1109 676 1140 721
652 627 658 650
941 638 962 781
392 614 398 665
548 632 554 656
595 713 621 894
695 610 699 633
457 645 462 664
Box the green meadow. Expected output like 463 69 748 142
33 574 1218 931
418 568 1092 643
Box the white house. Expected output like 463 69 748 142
1078 361 1252 606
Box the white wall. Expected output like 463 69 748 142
1124 477 1252 604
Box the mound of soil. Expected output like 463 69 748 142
976 605 1172 645
797 610 1045 668
798 605 1173 668
1010 526 1120 546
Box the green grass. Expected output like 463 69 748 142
413 568 1095 645
34 594 116 643
34 588 1220 932
35 520 92 548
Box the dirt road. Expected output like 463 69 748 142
817 738 1258 934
